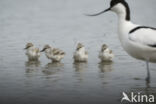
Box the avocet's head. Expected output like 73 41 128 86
87 0 130 21
41 44 51 52
76 43 84 51
25 43 34 49
101 44 108 51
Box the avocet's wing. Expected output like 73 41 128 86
129 26 156 47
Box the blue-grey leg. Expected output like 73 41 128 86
146 61 150 83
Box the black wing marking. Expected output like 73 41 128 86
129 26 156 34
129 26 156 48
148 44 156 48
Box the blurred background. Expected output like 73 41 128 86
0 0 156 103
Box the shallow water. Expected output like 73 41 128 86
0 0 156 103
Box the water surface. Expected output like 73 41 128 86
0 0 156 103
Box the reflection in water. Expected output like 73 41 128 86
42 62 64 76
98 62 113 73
25 61 41 73
73 62 88 82
98 62 113 84
73 62 88 73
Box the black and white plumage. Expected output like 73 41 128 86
87 0 156 83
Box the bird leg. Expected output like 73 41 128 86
146 61 151 83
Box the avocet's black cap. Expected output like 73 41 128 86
110 0 130 20
110 0 126 7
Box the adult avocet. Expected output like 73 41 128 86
87 0 156 83
24 43 40 61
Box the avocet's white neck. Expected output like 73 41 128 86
111 3 136 43
118 13 131 28
117 14 136 44
118 13 128 23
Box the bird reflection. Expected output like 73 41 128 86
25 61 41 73
73 62 88 73
42 62 64 76
73 62 88 82
98 61 113 73
98 62 113 85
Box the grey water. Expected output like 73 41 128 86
0 0 156 104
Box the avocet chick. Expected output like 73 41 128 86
41 45 65 62
99 44 114 62
24 43 40 61
73 43 88 62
